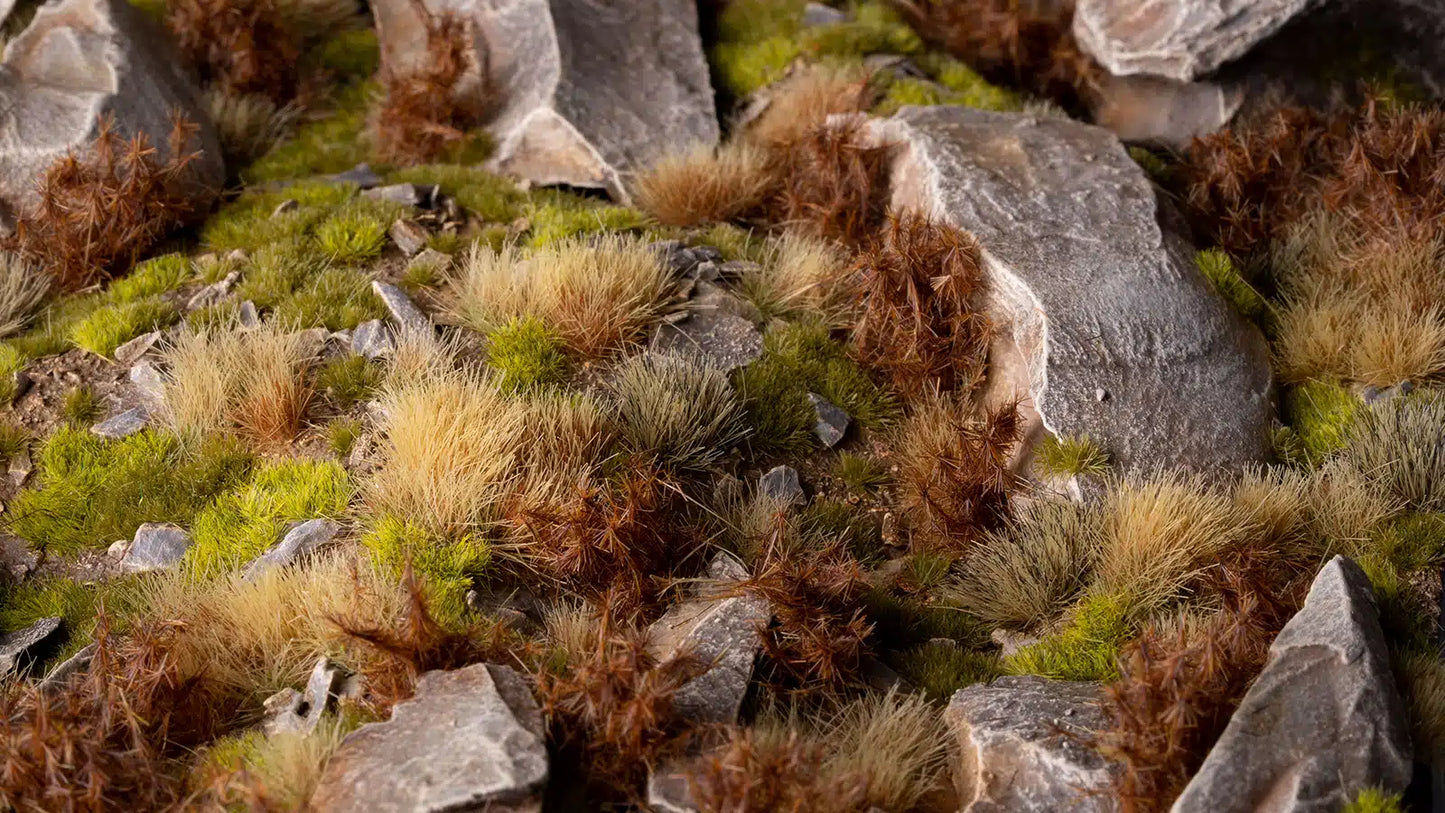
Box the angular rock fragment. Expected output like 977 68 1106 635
807 392 850 448
1091 73 1242 149
186 270 240 311
90 406 149 439
948 676 1118 812
371 280 431 333
0 0 224 228
311 662 548 813
389 219 428 256
8 446 32 487
263 656 353 737
40 641 95 691
351 319 395 360
1173 556 1411 812
244 518 341 579
759 465 805 505
238 300 260 329
407 247 452 278
119 523 192 572
364 182 438 208
113 330 161 365
129 361 166 410
651 311 763 372
1073 0 1320 82
0 616 62 677
327 163 382 188
871 106 1272 475
372 0 719 200
646 588 767 725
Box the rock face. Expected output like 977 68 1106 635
372 0 718 200
244 518 341 579
119 523 192 572
91 406 150 439
871 106 1273 475
0 616 62 676
312 662 548 813
948 676 1118 812
0 0 224 229
646 587 768 726
1172 556 1411 813
1073 0 1321 82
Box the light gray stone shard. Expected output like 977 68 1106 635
1073 0 1322 82
806 392 850 448
870 106 1273 476
129 360 166 410
311 662 548 813
120 523 192 573
948 676 1118 812
372 0 718 201
244 518 341 580
352 318 394 360
363 182 437 207
0 616 62 676
113 330 161 365
759 465 805 505
371 280 430 333
90 405 149 439
186 270 240 311
647 592 767 726
263 656 353 737
40 641 96 691
651 311 763 372
238 300 260 329
0 0 224 230
1172 556 1411 813
389 219 428 256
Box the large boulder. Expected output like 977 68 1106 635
372 0 718 201
869 105 1273 475
311 662 548 813
1172 556 1411 813
0 0 224 230
1073 0 1322 82
948 675 1118 812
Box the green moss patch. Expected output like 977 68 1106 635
362 516 490 626
1005 592 1132 681
486 316 570 394
1283 379 1360 465
69 296 177 358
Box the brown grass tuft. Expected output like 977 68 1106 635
5 114 206 290
634 141 777 227
745 63 872 150
688 727 868 813
767 118 893 247
167 0 302 104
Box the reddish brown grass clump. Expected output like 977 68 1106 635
687 727 869 813
166 0 302 103
373 0 489 166
767 120 893 247
5 114 206 290
851 212 993 394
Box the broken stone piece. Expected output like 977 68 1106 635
371 281 430 333
364 182 438 208
39 641 95 691
646 592 767 725
351 319 395 360
327 163 382 188
807 392 850 448
759 465 805 505
8 447 32 487
389 219 429 256
113 330 162 365
651 311 763 372
407 248 452 278
129 361 167 410
90 406 149 439
0 616 62 677
185 270 240 311
119 523 192 573
1090 73 1242 150
263 656 353 737
238 300 260 329
244 518 341 580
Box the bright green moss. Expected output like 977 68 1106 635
1370 512 1445 573
326 416 363 457
1129 145 1175 184
1034 433 1111 478
272 266 386 330
234 245 320 310
486 316 570 394
1343 787 1405 813
69 296 177 358
363 516 490 627
317 355 381 409
890 642 1002 701
524 194 652 246
0 575 148 662
920 53 1023 110
1006 592 1133 681
874 71 1021 116
1196 249 1269 326
109 254 192 304
8 429 254 555
201 182 356 254
713 37 805 99
315 208 389 264
187 459 352 576
309 27 381 80
385 165 524 222
1283 380 1360 465
802 3 923 59
244 82 376 184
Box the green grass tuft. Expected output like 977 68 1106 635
837 452 889 495
317 355 381 409
315 207 389 264
108 254 191 304
61 386 101 426
68 296 177 358
1343 787 1404 813
325 416 363 457
243 82 376 184
362 515 489 627
0 575 148 662
524 195 652 247
486 316 570 394
310 27 381 80
385 165 524 223
272 266 387 330
1283 379 1360 465
1196 248 1270 326
0 420 29 459
1005 592 1132 681
890 642 1002 702
1034 433 1111 478
798 500 884 564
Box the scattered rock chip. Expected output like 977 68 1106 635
8 447 32 487
272 199 299 217
263 656 354 737
389 219 429 256
90 406 149 439
759 465 805 505
0 616 62 677
647 593 767 724
119 523 192 573
328 163 382 188
185 270 240 311
113 330 162 365
807 392 850 448
371 281 431 333
129 361 166 410
351 319 395 360
238 300 260 329
244 518 341 579
311 663 548 813
363 182 437 207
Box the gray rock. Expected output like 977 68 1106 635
238 300 260 329
655 241 723 278
389 219 428 256
39 641 95 691
373 0 718 201
90 406 149 439
311 662 548 813
870 106 1272 475
807 392 850 448
351 319 395 360
802 1 849 27
185 269 240 311
1172 556 1411 813
272 198 299 217
1090 73 1242 149
651 311 763 372
8 370 31 404
407 247 452 278
363 182 437 208
129 361 166 410
0 616 62 676
948 676 1118 812
244 518 341 580
119 523 192 573
0 0 223 230
113 330 162 365
371 280 430 333
1073 0 1321 82
646 592 767 725
707 549 748 582
263 656 353 737
8 446 32 487
759 465 804 505
328 163 382 189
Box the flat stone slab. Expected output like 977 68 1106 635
0 616 62 676
1074 0 1322 82
371 281 430 333
312 662 548 813
647 593 768 726
91 406 149 439
759 465 804 505
871 106 1272 475
243 518 341 579
1172 556 1411 813
948 676 1118 812
119 523 192 573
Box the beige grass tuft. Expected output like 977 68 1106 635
821 691 952 812
738 231 853 324
634 141 775 227
0 251 51 338
745 63 871 149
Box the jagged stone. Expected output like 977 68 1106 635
655 241 723 278
351 318 395 360
113 330 161 365
8 446 32 487
1091 73 1242 149
311 663 548 813
407 247 452 278
1073 0 1320 82
0 0 224 230
129 361 166 410
389 219 428 256
870 106 1272 475
243 518 341 580
363 182 437 207
263 656 354 736
238 300 260 329
759 465 805 505
119 523 192 573
90 405 149 439
39 641 95 691
1172 556 1411 813
0 616 62 676
807 392 850 448
372 0 718 201
646 589 767 725
948 676 1118 812
371 280 430 333
186 269 240 311
327 163 382 188
651 310 763 372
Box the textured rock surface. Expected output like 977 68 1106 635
90 406 149 439
264 656 352 736
120 523 192 572
760 464 805 505
352 319 395 359
372 0 717 200
244 518 341 579
807 392 850 448
872 106 1272 475
1172 556 1411 813
646 590 767 725
948 676 1118 812
0 616 62 676
1073 0 1321 81
1091 73 1241 148
312 662 547 813
371 281 430 332
0 0 223 228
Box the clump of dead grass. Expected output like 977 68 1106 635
766 118 893 247
739 231 853 324
634 142 776 227
744 63 872 150
372 0 488 165
0 252 50 338
688 727 865 813
167 0 303 104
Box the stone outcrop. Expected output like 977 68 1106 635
870 105 1273 475
948 676 1118 812
0 0 224 230
1172 556 1412 813
311 662 548 813
372 0 717 201
0 616 62 676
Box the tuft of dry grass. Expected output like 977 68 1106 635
851 212 992 394
767 118 893 247
606 352 747 473
447 236 676 357
5 114 206 290
688 727 866 813
739 231 853 324
197 715 352 810
744 63 872 150
372 0 488 165
634 141 776 227
1399 652 1445 770
0 251 50 338
162 321 316 447
167 0 302 104
204 87 301 167
1342 393 1445 512
822 690 953 811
